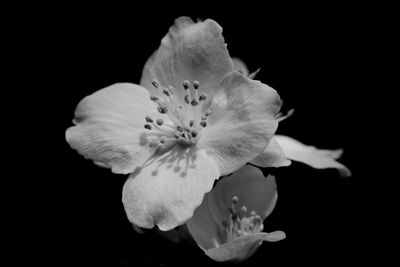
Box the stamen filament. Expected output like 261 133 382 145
223 196 265 242
144 79 212 147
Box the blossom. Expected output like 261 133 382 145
65 17 282 231
186 165 285 262
233 58 351 177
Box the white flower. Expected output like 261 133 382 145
186 165 285 262
65 17 282 231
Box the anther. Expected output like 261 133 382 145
191 130 198 138
201 115 207 121
250 211 256 216
199 93 207 101
150 95 159 102
193 80 200 90
157 106 168 114
190 99 199 106
222 220 229 228
144 124 152 130
205 109 212 117
156 119 164 126
183 80 190 90
184 95 190 104
241 206 247 213
176 126 184 132
232 196 239 204
231 213 238 221
189 120 195 127
200 121 207 127
162 89 170 96
145 116 153 123
160 138 166 144
151 80 160 88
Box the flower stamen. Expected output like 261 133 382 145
222 196 264 242
144 79 214 147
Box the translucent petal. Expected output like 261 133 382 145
140 16 234 103
205 231 286 262
186 193 224 250
200 72 281 175
275 135 352 177
250 137 292 168
207 165 277 225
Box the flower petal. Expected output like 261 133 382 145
140 16 234 101
66 83 171 174
205 231 286 262
122 146 220 231
187 165 278 251
186 193 224 250
232 57 249 76
199 72 281 175
232 57 260 79
275 135 351 177
207 165 277 225
250 136 292 168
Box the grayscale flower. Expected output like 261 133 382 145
66 17 284 231
186 165 285 262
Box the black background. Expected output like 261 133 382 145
16 3 380 267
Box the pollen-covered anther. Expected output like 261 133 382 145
183 80 190 90
156 119 164 126
193 80 200 90
184 95 190 104
162 89 170 96
199 93 207 101
145 116 153 123
191 130 198 138
190 99 199 106
157 106 168 114
151 79 160 88
150 95 159 102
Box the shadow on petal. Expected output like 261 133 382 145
205 231 286 262
122 145 220 231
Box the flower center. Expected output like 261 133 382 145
222 196 264 242
143 80 212 146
